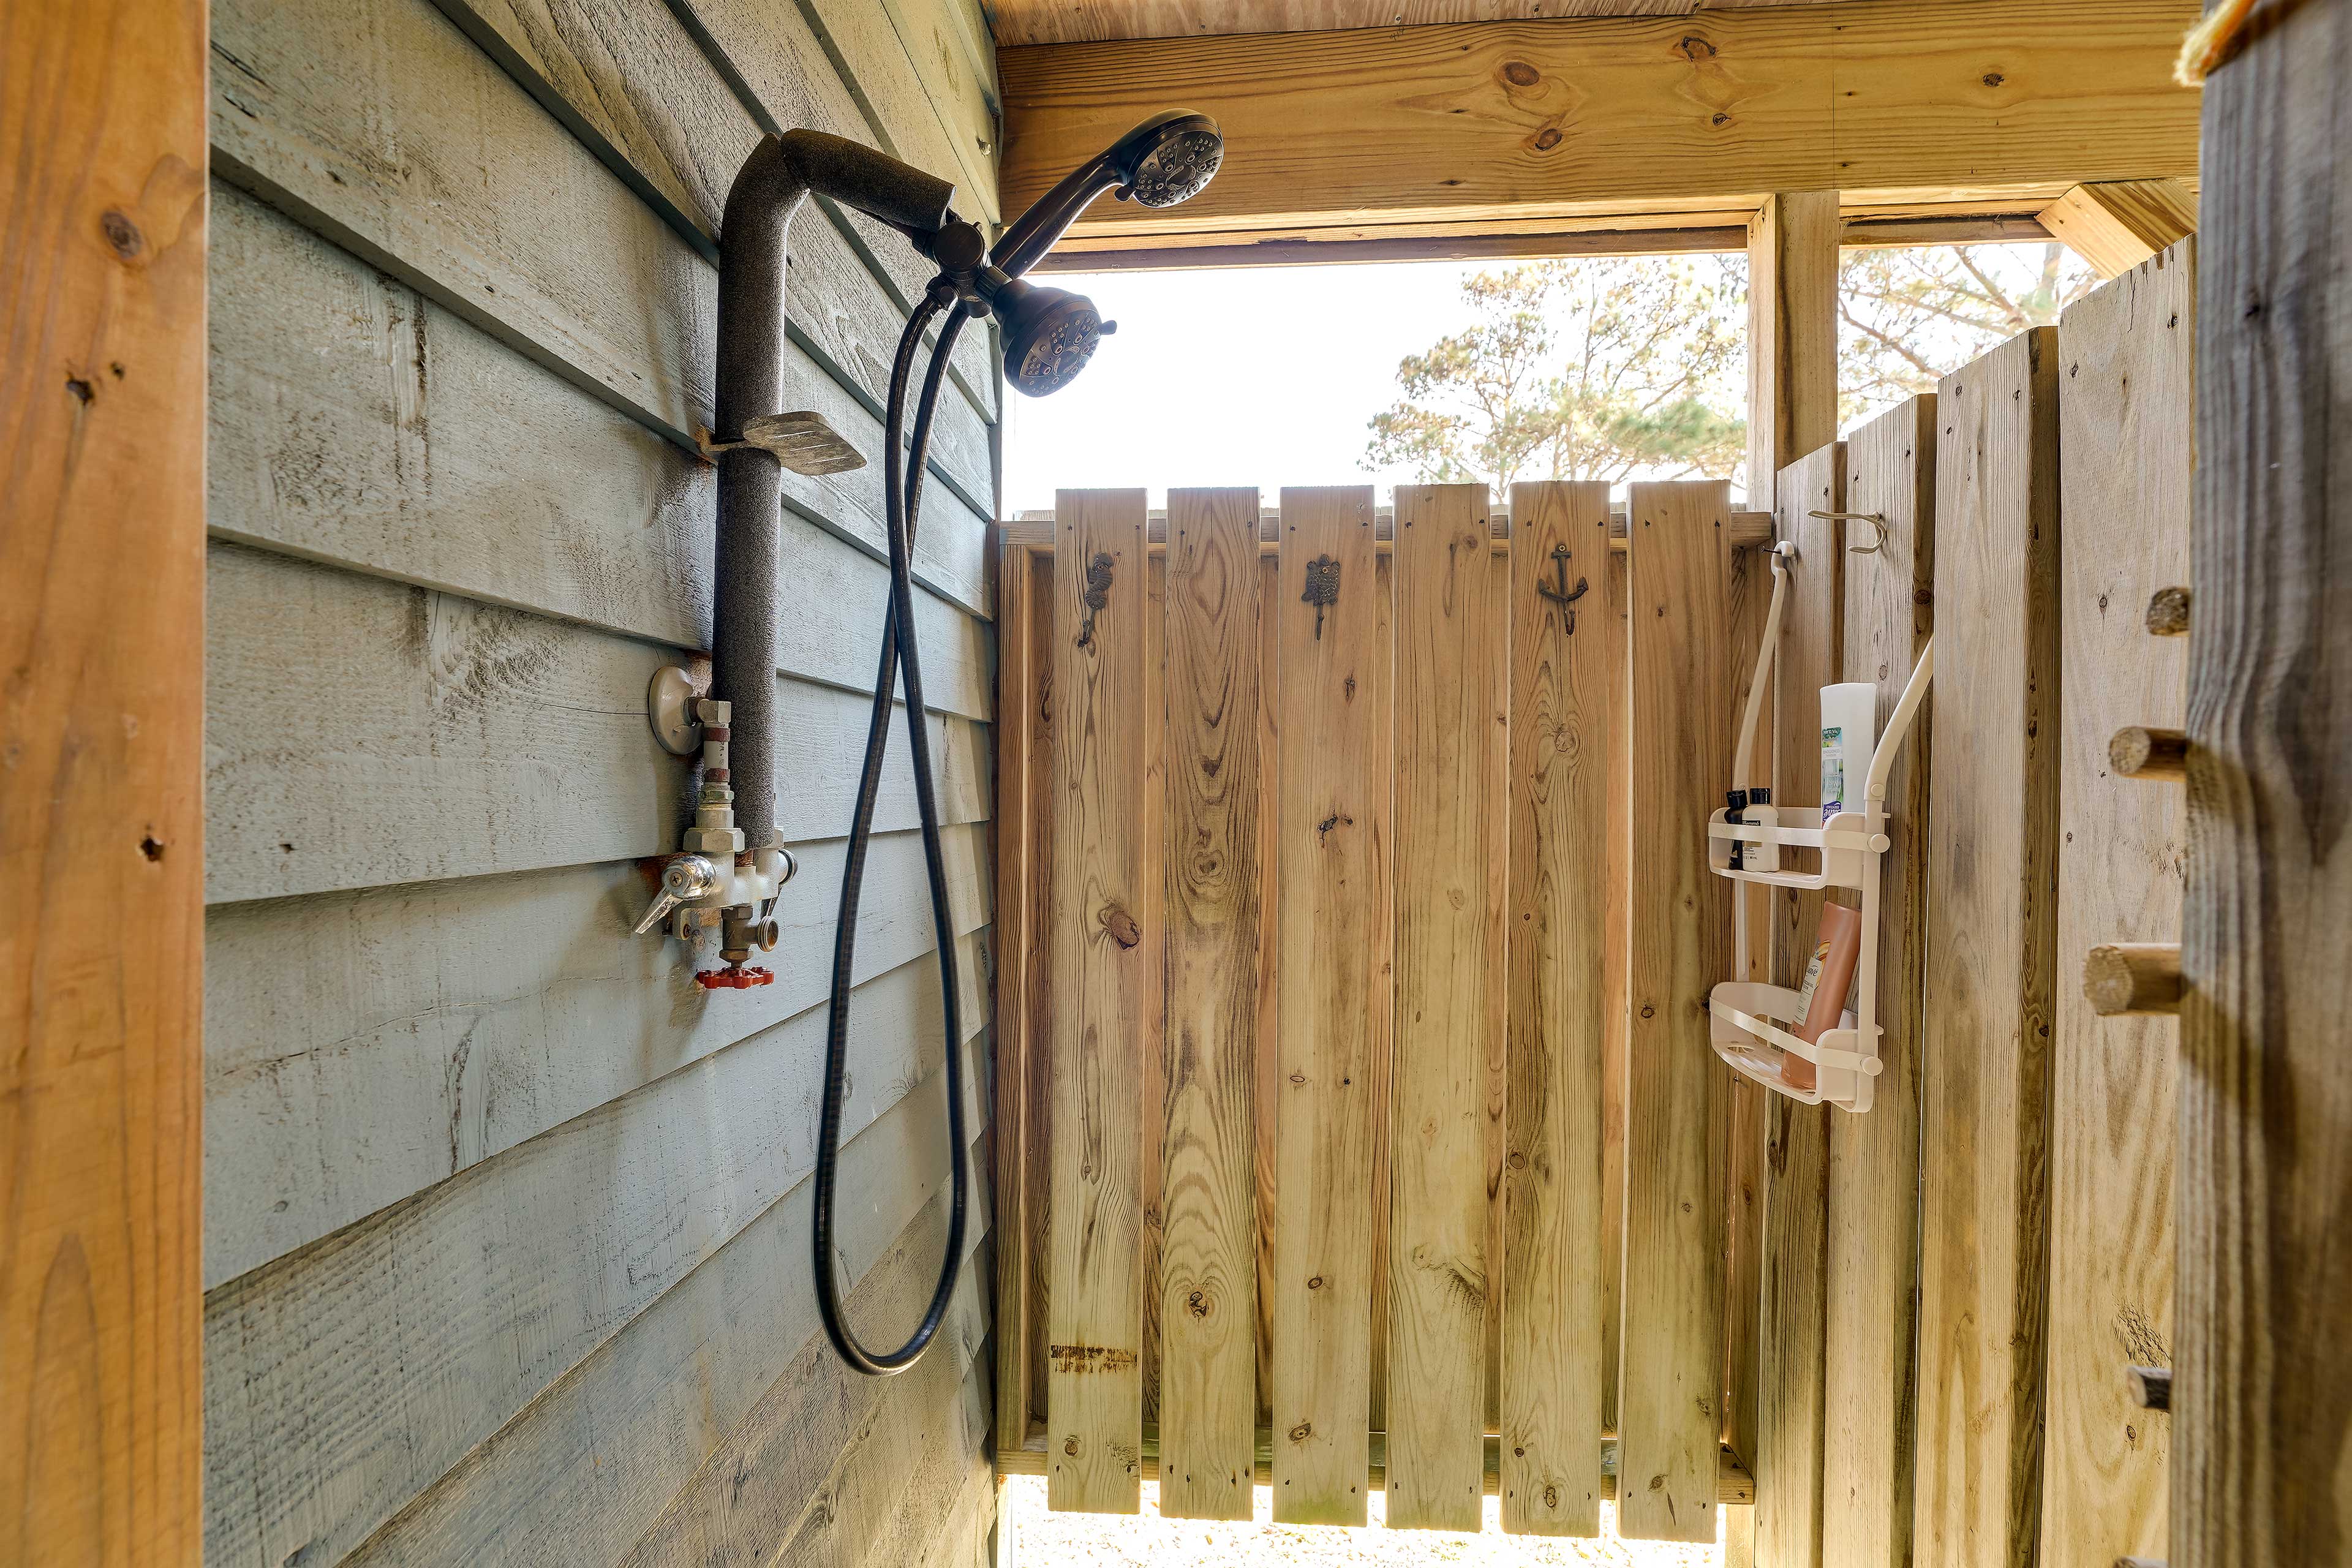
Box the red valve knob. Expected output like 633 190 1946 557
695 966 775 990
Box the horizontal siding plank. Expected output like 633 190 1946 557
203 543 988 903
204 822 989 1286
424 0 999 458
207 0 997 604
613 1199 991 1568
342 1120 992 1568
665 0 1001 416
207 182 996 674
802 0 998 226
204 936 989 1568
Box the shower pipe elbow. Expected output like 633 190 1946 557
709 132 956 853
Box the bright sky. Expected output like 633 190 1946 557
998 258 1528 514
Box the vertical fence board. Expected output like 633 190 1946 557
1254 550 1283 1433
1158 489 1264 1519
1600 537 1632 1450
1024 548 1058 1435
2040 244 2192 1568
1047 489 1150 1513
1823 396 1936 1568
1755 445 1845 1568
1618 481 1734 1544
1140 551 1168 1431
1502 481 1619 1537
1914 330 2062 1568
994 541 1039 1450
1484 543 1512 1447
1385 485 1497 1532
1270 487 1390 1525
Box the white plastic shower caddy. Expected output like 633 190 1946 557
1706 542 1934 1114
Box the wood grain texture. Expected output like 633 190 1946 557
995 2 2201 239
1914 326 2061 1568
1158 489 1262 1519
1047 489 1150 1514
1822 394 1935 1568
1138 552 1169 1431
1382 484 1496 1532
203 544 986 903
206 943 986 1568
2037 179 2198 283
2180 12 2352 1559
1501 481 1619 1538
206 179 993 635
622 1213 990 1568
0 0 207 1560
203 824 988 1285
425 0 998 479
1754 443 1844 1568
344 1115 991 1568
1023 548 1058 1431
1270 487 1390 1526
993 544 1039 1450
209 0 1001 567
991 0 1884 47
802 0 1000 224
1253 549 1284 1433
2040 242 2191 1568
1617 481 1733 1544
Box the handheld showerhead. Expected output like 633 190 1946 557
991 277 1115 398
990 109 1224 281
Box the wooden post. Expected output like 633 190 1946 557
0 1 208 1561
2110 726 2191 782
993 540 1040 1455
2180 10 2352 1560
2038 180 2199 280
1730 190 1838 1561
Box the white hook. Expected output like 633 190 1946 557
1811 509 1889 555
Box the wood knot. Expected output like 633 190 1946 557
1675 34 1717 60
1307 1275 1324 1291
100 210 144 260
1640 1003 1656 1019
1186 1289 1213 1319
1099 904 1140 948
1500 59 1540 86
1288 1422 1313 1443
1064 1436 1080 1456
1532 126 1562 151
1544 1484 1560 1509
1981 70 2005 87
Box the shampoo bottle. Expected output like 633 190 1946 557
1785 901 1861 1093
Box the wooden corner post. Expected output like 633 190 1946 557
2179 6 2352 1564
1 0 209 1561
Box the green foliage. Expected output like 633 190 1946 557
1363 258 1747 492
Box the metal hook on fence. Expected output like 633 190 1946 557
1811 510 1890 556
1536 543 1589 633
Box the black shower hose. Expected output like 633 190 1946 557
813 284 970 1375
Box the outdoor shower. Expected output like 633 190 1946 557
636 113 1224 1375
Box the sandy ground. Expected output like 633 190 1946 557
1002 1477 1722 1567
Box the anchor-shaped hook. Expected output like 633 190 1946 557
1535 543 1589 633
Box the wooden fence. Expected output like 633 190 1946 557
989 242 2190 1563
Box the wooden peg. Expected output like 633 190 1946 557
2110 725 2189 781
2085 944 2184 1017
2126 1365 2173 1411
2145 585 2192 636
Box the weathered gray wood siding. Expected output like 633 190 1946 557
200 0 1005 1563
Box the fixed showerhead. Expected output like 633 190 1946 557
991 277 1114 398
989 109 1224 281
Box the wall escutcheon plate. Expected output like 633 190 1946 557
647 666 703 756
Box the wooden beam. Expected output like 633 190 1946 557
992 0 1905 49
2038 179 2199 281
998 2 2201 241
1030 207 2052 273
1003 1422 1759 1504
998 507 1775 552
0 1 207 1562
2181 21 2352 1559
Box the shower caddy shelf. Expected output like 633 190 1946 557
1705 541 1934 1115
